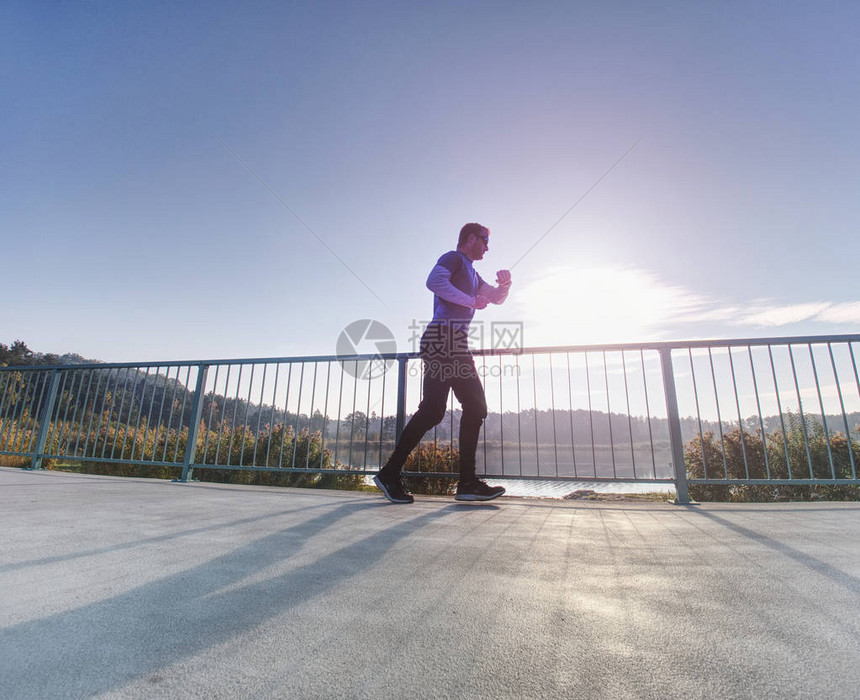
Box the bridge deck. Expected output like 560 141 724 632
2 468 859 699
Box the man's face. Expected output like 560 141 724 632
464 230 489 261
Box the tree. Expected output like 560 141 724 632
0 340 34 366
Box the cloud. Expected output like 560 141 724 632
514 264 860 346
817 302 860 324
735 302 833 327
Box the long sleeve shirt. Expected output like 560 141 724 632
425 251 510 331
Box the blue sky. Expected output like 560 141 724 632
3 1 858 362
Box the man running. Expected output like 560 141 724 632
374 223 512 503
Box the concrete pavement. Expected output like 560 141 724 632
2 467 859 699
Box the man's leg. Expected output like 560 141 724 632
450 371 487 483
378 361 450 477
451 361 505 502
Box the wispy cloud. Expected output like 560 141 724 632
515 264 860 345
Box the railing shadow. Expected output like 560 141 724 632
691 508 860 596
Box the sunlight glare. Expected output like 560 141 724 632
516 265 703 346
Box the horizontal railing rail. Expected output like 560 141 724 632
2 333 859 503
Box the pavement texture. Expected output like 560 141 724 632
2 468 860 700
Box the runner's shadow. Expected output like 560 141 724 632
2 499 455 697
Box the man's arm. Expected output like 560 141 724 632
477 269 512 305
426 263 482 308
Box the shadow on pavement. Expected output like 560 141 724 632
2 499 457 697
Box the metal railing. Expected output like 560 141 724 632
1 334 859 503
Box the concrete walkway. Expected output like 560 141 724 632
2 468 860 699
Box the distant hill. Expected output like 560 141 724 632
0 339 99 367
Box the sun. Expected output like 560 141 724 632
515 265 702 346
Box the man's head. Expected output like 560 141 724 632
457 222 489 261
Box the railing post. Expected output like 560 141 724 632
31 369 62 471
659 346 693 505
395 357 408 443
177 364 209 483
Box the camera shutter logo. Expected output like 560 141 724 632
336 320 397 380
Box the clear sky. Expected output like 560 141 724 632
3 1 858 362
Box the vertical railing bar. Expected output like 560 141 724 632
119 367 142 460
50 369 72 456
213 365 229 465
79 369 101 458
238 364 255 468
264 363 280 468
333 361 343 468
788 345 814 478
169 365 191 462
515 354 522 476
55 369 77 455
808 344 835 479
6 371 29 454
179 364 209 481
27 371 52 455
829 343 856 479
566 353 578 478
376 361 385 471
108 367 131 459
69 369 89 456
307 362 319 470
748 347 772 480
252 364 268 467
98 368 119 459
31 369 62 470
31 372 51 455
0 372 12 449
69 370 91 457
659 346 691 504
129 367 151 462
6 371 34 453
108 367 131 460
26 373 48 454
621 351 636 479
212 365 228 464
532 354 539 477
394 357 407 445
708 348 729 479
363 362 372 470
152 367 171 463
768 346 793 480
481 353 487 474
727 348 750 480
321 361 332 470
692 348 715 480
585 352 596 477
641 350 657 480
850 342 860 402
0 372 15 450
278 363 293 469
8 371 35 455
226 365 244 466
604 350 617 479
292 362 307 469
499 355 505 476
141 368 161 465
168 365 187 463
6 371 27 452
344 362 356 469
156 367 172 463
549 353 559 477
170 366 191 464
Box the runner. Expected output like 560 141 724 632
374 223 512 503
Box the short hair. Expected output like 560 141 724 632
458 223 489 247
